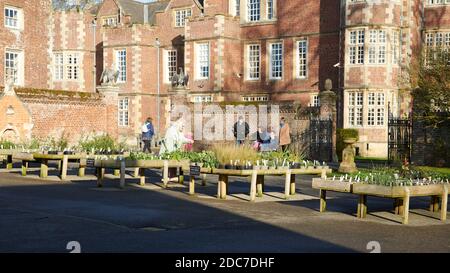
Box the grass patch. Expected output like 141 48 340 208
414 166 450 177
355 156 388 161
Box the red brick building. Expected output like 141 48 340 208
1 0 448 157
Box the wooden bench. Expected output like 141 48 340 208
33 153 87 180
195 167 331 202
312 177 449 225
94 159 190 189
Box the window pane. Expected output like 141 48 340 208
270 43 283 79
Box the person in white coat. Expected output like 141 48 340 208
159 119 193 155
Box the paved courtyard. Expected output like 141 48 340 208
0 163 449 253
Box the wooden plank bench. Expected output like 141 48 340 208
353 184 448 225
33 153 87 180
312 178 355 212
94 159 190 189
203 167 331 202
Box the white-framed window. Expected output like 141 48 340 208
296 39 308 78
103 16 118 27
248 0 261 22
4 6 20 29
424 31 450 63
348 92 363 127
426 33 434 47
4 50 23 85
52 52 81 82
193 95 213 103
247 44 260 80
368 30 386 64
267 0 274 20
196 43 209 79
66 53 80 80
53 53 64 81
427 0 450 5
165 50 177 83
269 42 283 80
349 29 365 64
118 97 129 127
242 95 268 102
232 0 240 16
310 94 320 107
366 92 386 126
174 8 192 27
115 49 127 82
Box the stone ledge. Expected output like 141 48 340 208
0 86 103 102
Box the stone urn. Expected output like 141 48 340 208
338 138 358 173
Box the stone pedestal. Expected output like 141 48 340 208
319 79 338 163
97 84 120 138
338 138 358 173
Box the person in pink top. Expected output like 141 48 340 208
184 131 194 151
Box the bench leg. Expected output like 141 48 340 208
290 174 296 195
256 175 264 198
96 167 104 187
21 161 28 176
403 193 410 225
284 171 291 200
78 167 85 177
60 155 68 180
189 176 195 195
134 167 140 178
430 196 440 212
139 168 146 186
219 175 228 200
6 155 13 169
358 195 367 218
78 158 86 177
119 161 126 189
201 173 206 186
361 195 368 218
394 198 405 215
40 160 48 178
441 186 448 222
320 190 327 213
179 168 184 185
163 161 169 188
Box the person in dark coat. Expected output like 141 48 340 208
142 117 155 153
233 116 250 145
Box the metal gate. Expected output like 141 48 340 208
388 117 412 165
309 117 333 162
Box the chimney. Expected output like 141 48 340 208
144 5 149 24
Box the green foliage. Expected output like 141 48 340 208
260 150 303 163
0 139 16 149
129 151 219 168
26 139 42 150
78 134 126 153
412 47 450 128
37 132 69 151
335 166 449 186
336 128 359 161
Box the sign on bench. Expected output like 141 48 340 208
86 158 95 167
190 165 201 177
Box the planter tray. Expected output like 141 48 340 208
33 153 86 160
312 178 353 193
352 184 445 198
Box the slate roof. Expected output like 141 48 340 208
116 0 170 25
